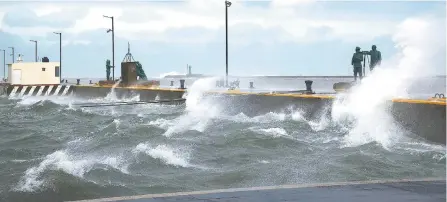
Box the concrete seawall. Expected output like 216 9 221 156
72 85 185 100
70 85 446 145
0 84 444 145
391 100 446 144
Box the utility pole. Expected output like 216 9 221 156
29 40 38 62
103 15 115 81
8 47 14 63
54 32 62 82
0 49 5 80
225 0 232 87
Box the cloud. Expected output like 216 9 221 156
2 7 87 28
0 0 444 78
0 0 404 43
271 0 314 7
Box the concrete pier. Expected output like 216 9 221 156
0 82 445 145
69 178 446 202
72 85 184 101
66 85 447 145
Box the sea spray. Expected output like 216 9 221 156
331 16 445 148
104 80 121 101
163 77 220 137
14 149 129 192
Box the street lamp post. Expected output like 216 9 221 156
29 40 38 62
225 0 232 87
8 47 14 63
103 15 115 81
0 49 5 80
54 32 62 82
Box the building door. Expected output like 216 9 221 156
12 69 21 85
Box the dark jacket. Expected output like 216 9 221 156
368 50 382 66
351 52 363 68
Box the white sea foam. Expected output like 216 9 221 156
162 77 220 137
331 16 445 149
14 150 129 192
133 143 191 168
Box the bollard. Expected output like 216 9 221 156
249 82 254 89
305 80 313 94
76 79 80 85
170 81 174 86
179 79 185 89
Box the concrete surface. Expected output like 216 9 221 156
1 83 444 145
69 178 446 202
391 101 446 144
71 85 446 145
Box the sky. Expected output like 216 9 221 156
0 0 445 79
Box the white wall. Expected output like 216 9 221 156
8 62 60 85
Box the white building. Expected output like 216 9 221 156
8 62 60 85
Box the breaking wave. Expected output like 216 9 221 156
2 16 445 202
331 16 445 149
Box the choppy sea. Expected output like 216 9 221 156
0 77 445 202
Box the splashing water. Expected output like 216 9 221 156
133 144 191 168
163 77 220 137
331 16 445 148
104 80 122 101
14 149 129 192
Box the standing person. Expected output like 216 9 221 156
365 45 382 71
351 47 364 81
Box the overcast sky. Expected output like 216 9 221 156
0 0 445 78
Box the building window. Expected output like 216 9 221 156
42 68 46 71
55 66 60 77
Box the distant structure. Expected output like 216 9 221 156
187 64 192 76
164 64 205 78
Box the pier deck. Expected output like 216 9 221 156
70 178 446 202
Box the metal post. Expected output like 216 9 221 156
8 47 14 63
3 50 4 80
54 32 62 82
225 1 231 87
60 33 62 82
104 15 115 81
30 40 37 62
112 17 115 81
0 50 5 80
